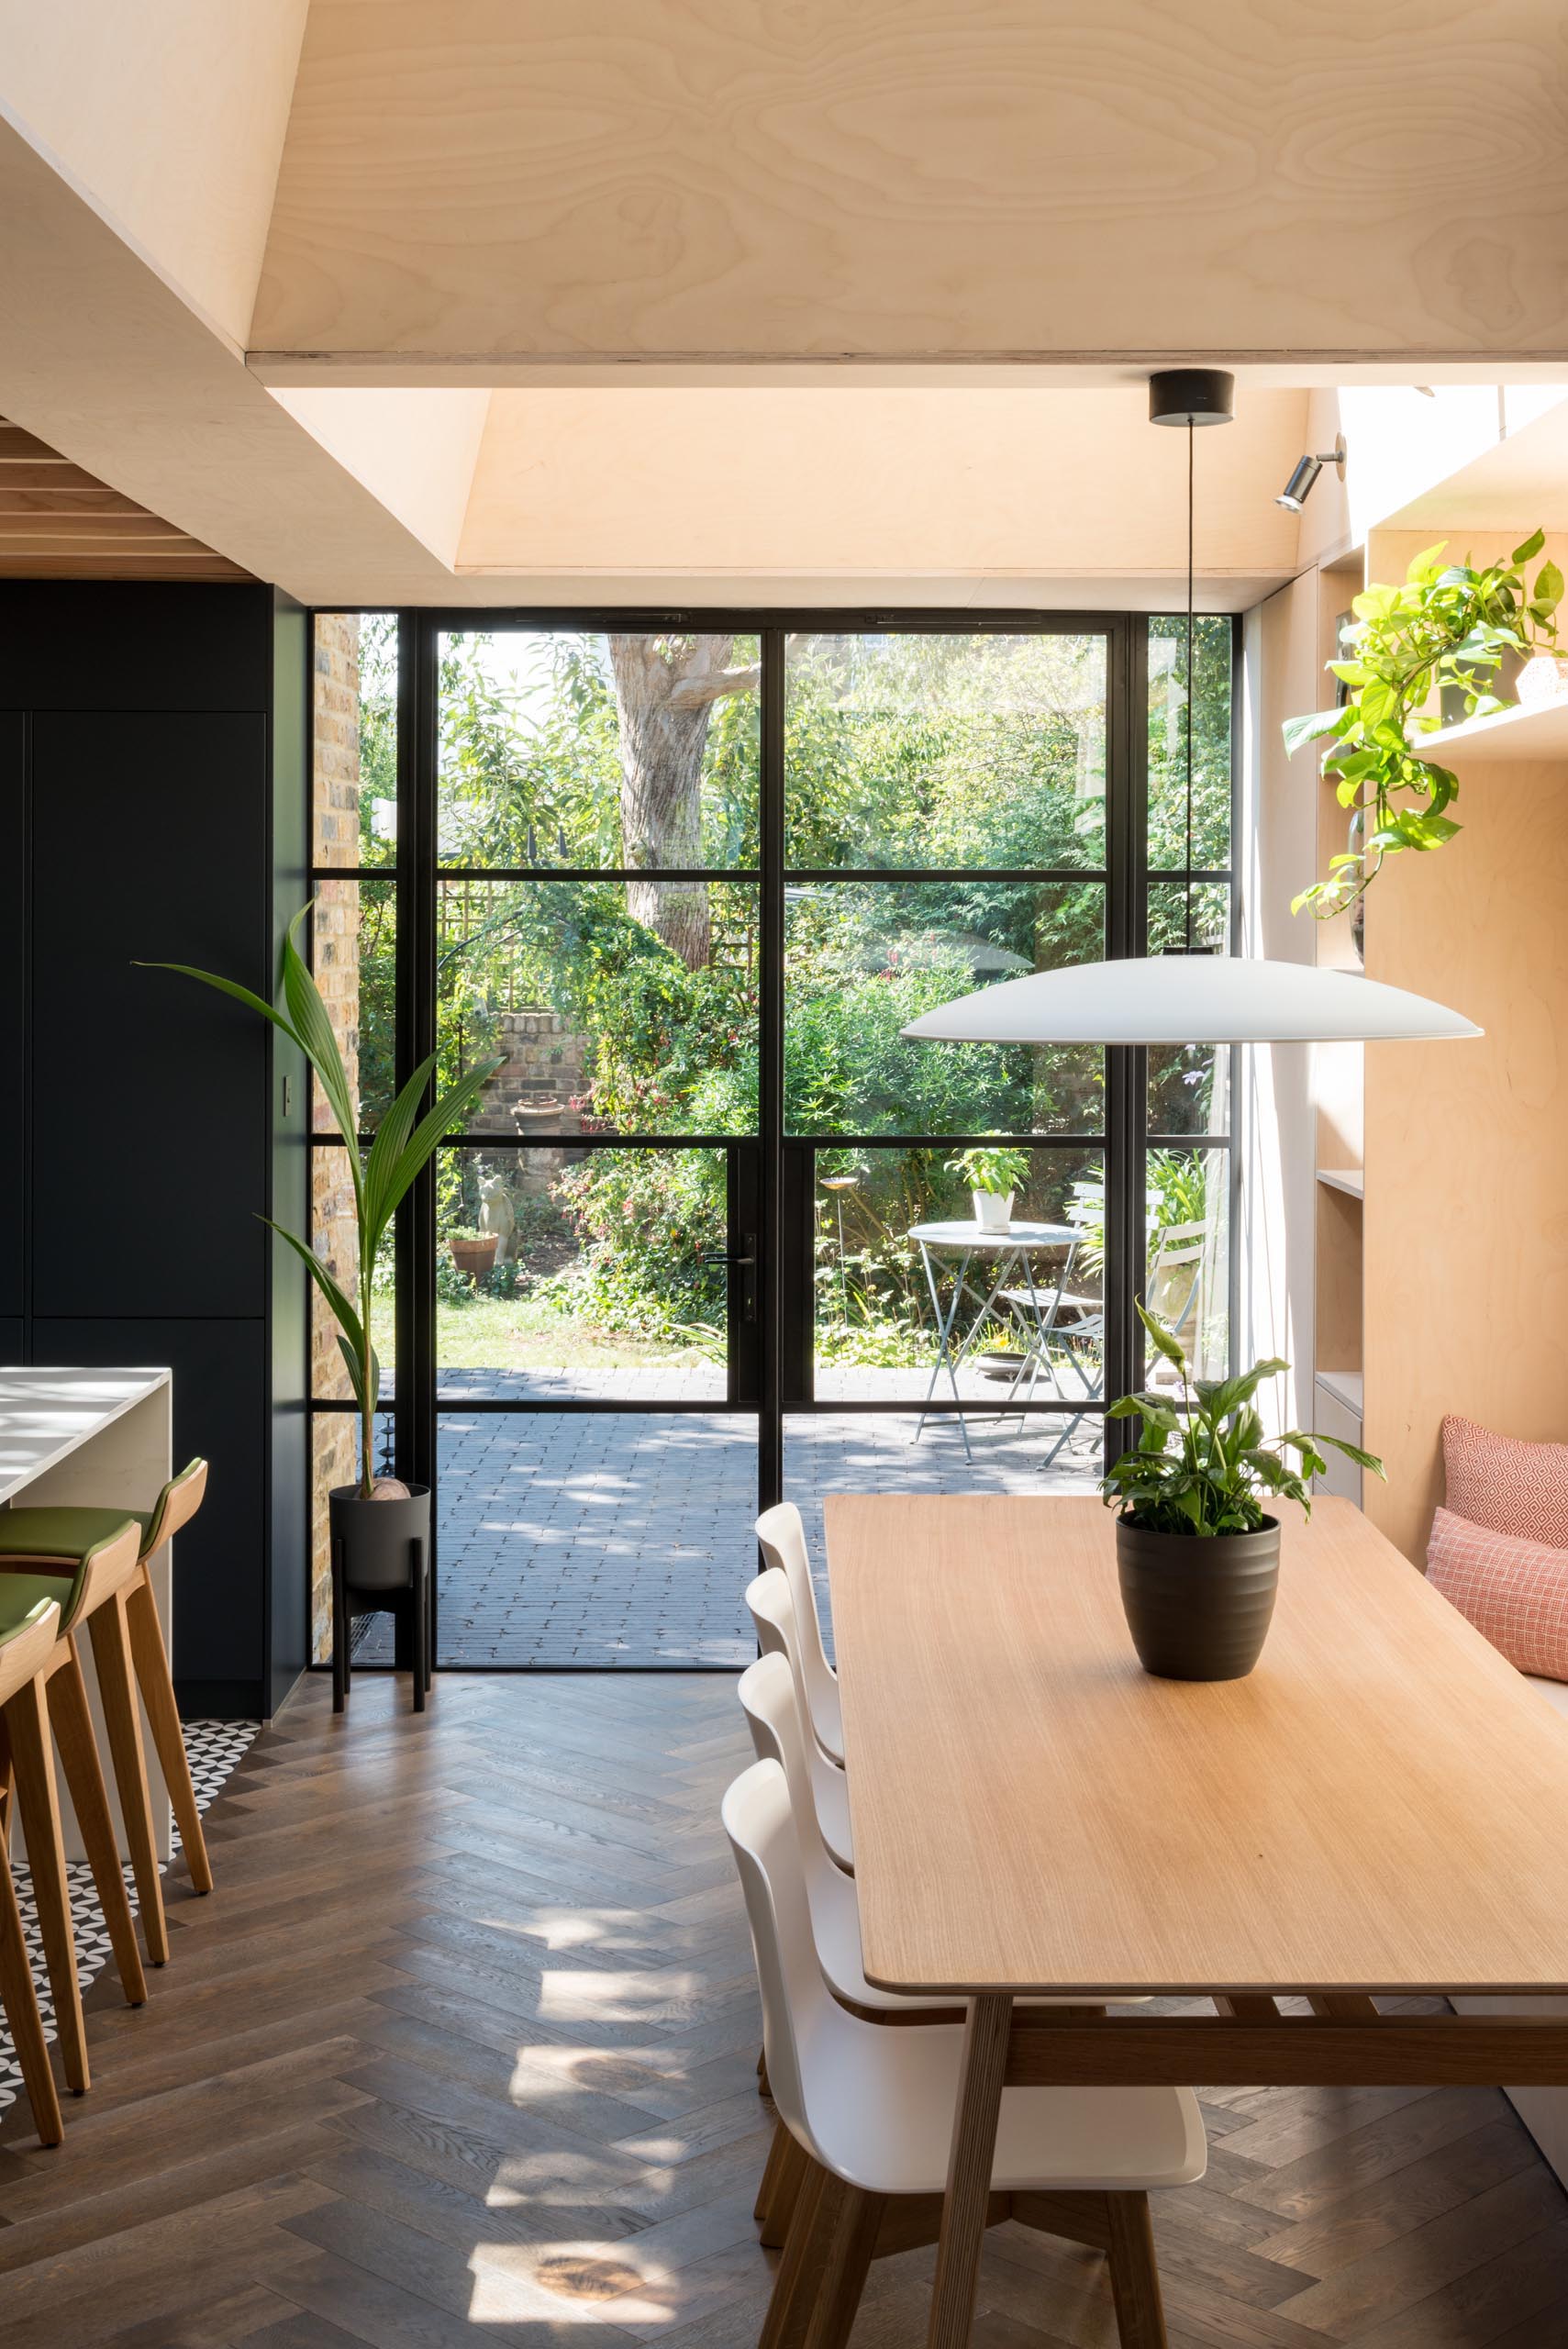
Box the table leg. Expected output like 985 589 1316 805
917 1244 975 1462
928 1992 1011 2349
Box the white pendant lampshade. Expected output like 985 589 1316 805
899 957 1481 1047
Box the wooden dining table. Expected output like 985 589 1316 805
826 1491 1568 2349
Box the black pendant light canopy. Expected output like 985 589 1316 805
1148 368 1235 428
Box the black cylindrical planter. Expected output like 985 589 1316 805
329 1483 431 1589
1116 1515 1280 1682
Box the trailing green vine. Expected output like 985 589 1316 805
1285 531 1562 919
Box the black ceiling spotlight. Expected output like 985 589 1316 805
1276 434 1347 512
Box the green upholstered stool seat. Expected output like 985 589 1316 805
0 1567 77 1634
0 1507 148 1564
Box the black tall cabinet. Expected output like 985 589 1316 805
0 583 309 1717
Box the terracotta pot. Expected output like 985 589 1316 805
449 1234 498 1281
1115 1514 1280 1681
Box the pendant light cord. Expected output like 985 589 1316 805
1185 417 1195 953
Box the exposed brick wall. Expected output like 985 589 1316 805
310 614 363 1662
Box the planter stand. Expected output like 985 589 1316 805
329 1484 433 1714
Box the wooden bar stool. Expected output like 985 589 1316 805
0 1529 152 2099
0 1458 214 1970
0 1597 66 2147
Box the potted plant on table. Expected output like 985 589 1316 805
139 908 500 1588
1102 1307 1383 1681
946 1142 1030 1233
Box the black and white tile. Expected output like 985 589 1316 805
0 1718 258 2113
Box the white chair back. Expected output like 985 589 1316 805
745 1567 854 1866
739 1653 842 1909
755 1503 843 1761
723 1758 860 2166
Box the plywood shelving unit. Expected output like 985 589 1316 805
1354 534 1568 1563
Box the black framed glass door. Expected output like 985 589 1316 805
306 610 1237 1669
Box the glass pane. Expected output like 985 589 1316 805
436 1145 730 1398
435 878 757 1137
785 631 1106 871
310 875 396 1137
437 629 759 872
811 1144 1103 1412
1147 881 1230 1136
313 611 397 870
311 1408 395 1661
310 1142 396 1403
415 1411 758 1667
1148 615 1231 871
1142 1145 1229 1382
785 1409 1099 1641
786 881 1103 1135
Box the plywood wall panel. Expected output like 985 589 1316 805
1363 760 1568 1564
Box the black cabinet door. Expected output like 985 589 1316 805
29 710 270 1320
30 1318 267 1713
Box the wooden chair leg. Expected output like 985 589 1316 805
756 2115 793 2222
87 1593 169 1966
125 1570 212 1896
50 1644 148 2003
802 2180 884 2349
759 2160 844 2349
0 1833 62 2146
759 2122 810 2248
5 1675 89 2095
1106 2191 1168 2349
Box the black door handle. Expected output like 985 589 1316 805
697 1234 759 1321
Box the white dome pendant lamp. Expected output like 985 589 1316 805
902 370 1481 1052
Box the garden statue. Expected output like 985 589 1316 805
479 1175 517 1264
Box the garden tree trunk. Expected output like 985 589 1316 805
607 635 758 969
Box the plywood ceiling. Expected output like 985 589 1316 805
0 417 250 580
252 0 1568 377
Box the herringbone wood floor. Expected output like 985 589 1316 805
3 1672 1567 2346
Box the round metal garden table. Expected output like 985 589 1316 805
907 1220 1083 1463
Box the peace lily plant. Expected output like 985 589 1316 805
1285 531 1562 920
141 908 501 1497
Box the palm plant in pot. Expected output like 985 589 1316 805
946 1142 1030 1233
139 908 501 1594
1103 1307 1382 1681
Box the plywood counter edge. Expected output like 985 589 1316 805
856 1969 1568 1999
0 1366 172 1506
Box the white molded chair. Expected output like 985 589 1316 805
745 1567 853 1870
754 1503 843 1763
725 1759 1205 2349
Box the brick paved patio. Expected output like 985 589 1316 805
358 1366 1100 1668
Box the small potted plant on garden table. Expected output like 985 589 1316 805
1103 1305 1382 1681
947 1142 1030 1233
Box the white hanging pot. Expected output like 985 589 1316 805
973 1189 1014 1231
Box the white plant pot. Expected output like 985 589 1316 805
973 1189 1014 1231
1518 654 1568 707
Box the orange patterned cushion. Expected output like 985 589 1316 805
1441 1414 1568 1548
1427 1506 1568 1682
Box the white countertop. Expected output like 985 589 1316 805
0 1367 172 1505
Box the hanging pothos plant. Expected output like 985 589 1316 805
1284 531 1562 919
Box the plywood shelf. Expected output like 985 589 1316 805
1316 1369 1363 1419
1417 696 1568 769
1317 1167 1363 1200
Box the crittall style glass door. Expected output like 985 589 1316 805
306 612 1236 1670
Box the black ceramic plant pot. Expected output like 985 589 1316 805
329 1483 431 1592
1116 1515 1281 1682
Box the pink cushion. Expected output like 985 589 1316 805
1442 1413 1568 1548
1427 1506 1568 1682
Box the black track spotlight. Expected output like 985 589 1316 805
1276 435 1347 512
